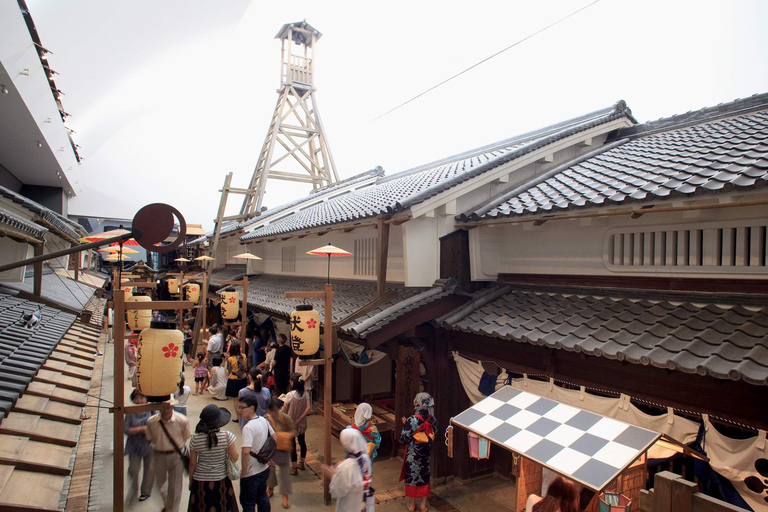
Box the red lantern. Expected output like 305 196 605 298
136 321 183 400
289 305 320 356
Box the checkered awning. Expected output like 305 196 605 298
452 386 659 491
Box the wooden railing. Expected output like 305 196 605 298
288 55 312 85
639 471 745 512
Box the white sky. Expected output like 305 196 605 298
26 0 768 230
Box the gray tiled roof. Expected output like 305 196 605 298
439 285 768 386
0 292 76 423
0 206 48 240
241 101 635 241
209 265 247 288
189 169 386 245
220 274 462 339
460 93 768 221
1 267 96 312
0 185 85 241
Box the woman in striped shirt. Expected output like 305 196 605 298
187 405 239 512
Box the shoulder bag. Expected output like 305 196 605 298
159 419 190 474
249 419 277 464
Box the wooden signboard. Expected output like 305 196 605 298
395 345 421 441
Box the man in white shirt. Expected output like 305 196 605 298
206 325 223 370
239 394 273 511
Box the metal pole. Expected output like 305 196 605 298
323 283 334 505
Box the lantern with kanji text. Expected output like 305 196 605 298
167 278 180 295
289 304 320 356
220 291 239 320
136 320 183 401
185 283 200 303
126 293 152 332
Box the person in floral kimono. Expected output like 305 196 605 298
399 392 437 512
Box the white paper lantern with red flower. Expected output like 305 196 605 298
126 294 152 332
289 304 320 356
185 283 200 303
220 291 239 320
167 278 180 295
122 286 134 299
136 321 183 399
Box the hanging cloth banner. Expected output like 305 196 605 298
701 415 767 512
339 340 388 368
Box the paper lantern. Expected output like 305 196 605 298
126 294 152 332
122 286 134 299
136 321 183 400
220 291 239 320
167 278 179 294
289 304 320 356
599 492 632 512
468 432 490 459
185 283 200 303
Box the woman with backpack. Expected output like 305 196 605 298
226 343 248 417
400 392 437 512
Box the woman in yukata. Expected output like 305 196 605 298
400 392 437 512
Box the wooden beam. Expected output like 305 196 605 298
126 300 195 310
376 217 390 297
337 289 397 327
33 243 43 296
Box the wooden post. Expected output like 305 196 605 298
376 217 390 297
241 277 249 333
323 283 334 505
74 249 80 281
395 345 420 441
33 243 44 296
113 289 126 512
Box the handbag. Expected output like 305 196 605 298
227 452 240 481
276 431 294 452
159 419 190 474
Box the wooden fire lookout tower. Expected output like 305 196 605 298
240 21 340 217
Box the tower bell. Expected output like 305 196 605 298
240 21 339 217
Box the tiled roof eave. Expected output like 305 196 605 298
391 108 635 215
0 207 48 241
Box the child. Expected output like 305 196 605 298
192 352 206 395
182 323 194 364
173 374 190 415
125 336 138 382
264 369 276 394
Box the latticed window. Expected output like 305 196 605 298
605 221 767 272
354 238 377 276
281 246 296 272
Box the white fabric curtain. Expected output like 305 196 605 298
451 351 767 509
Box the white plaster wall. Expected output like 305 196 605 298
477 195 768 280
0 239 31 282
0 2 80 187
44 234 70 269
254 224 406 284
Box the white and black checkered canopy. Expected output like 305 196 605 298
452 386 660 491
